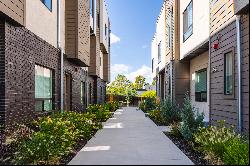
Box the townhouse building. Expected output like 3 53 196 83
152 0 190 106
0 0 110 130
209 0 249 133
152 0 249 132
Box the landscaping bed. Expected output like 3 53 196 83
141 95 249 165
164 132 208 165
0 101 120 165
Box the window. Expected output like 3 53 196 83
35 65 53 111
183 0 193 42
152 58 154 73
195 69 207 102
168 26 171 48
105 24 107 36
224 51 233 95
97 13 100 28
81 82 87 106
158 41 162 64
90 0 94 17
41 0 52 11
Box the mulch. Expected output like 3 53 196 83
164 132 209 165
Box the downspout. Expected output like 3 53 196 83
170 6 174 102
57 0 64 112
236 15 242 133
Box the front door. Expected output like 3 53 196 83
64 74 72 111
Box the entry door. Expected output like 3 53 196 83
64 74 72 111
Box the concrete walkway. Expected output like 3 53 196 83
69 107 193 165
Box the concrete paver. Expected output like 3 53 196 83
69 107 193 165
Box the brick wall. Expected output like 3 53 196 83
4 20 60 127
0 20 5 133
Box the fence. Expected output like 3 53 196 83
106 94 146 107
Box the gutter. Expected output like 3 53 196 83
57 0 64 112
236 16 242 133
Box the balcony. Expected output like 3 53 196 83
0 0 25 26
65 0 90 67
234 0 249 15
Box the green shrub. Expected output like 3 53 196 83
148 110 166 125
87 104 112 122
223 138 249 165
194 121 238 158
14 111 103 165
160 97 181 125
139 98 157 112
15 117 77 165
170 122 182 137
180 95 204 140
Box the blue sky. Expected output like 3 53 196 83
106 0 163 83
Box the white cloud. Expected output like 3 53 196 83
110 33 121 44
111 64 153 84
126 65 153 83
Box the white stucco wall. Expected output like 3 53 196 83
155 4 167 72
180 0 209 60
25 0 65 49
151 35 157 78
190 51 209 122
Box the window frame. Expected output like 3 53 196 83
158 41 162 64
223 47 235 99
35 64 54 112
195 68 207 102
183 0 193 42
40 0 52 12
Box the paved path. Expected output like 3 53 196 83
69 107 193 165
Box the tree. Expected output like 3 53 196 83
134 75 146 90
107 74 137 96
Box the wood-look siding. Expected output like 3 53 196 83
210 0 235 35
65 0 90 67
241 13 249 133
103 53 110 82
210 0 249 133
89 0 101 77
0 0 25 25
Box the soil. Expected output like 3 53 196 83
164 132 209 165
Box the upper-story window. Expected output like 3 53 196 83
105 24 107 36
152 58 154 73
41 0 52 11
158 41 162 64
183 0 193 42
90 0 93 17
168 25 171 48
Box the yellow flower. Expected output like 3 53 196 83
47 117 52 123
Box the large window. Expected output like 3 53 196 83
183 0 193 42
195 69 207 102
35 65 53 111
90 0 94 17
158 41 162 64
41 0 52 11
224 51 233 95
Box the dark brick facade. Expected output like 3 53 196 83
0 19 106 132
90 76 107 104
3 20 60 128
